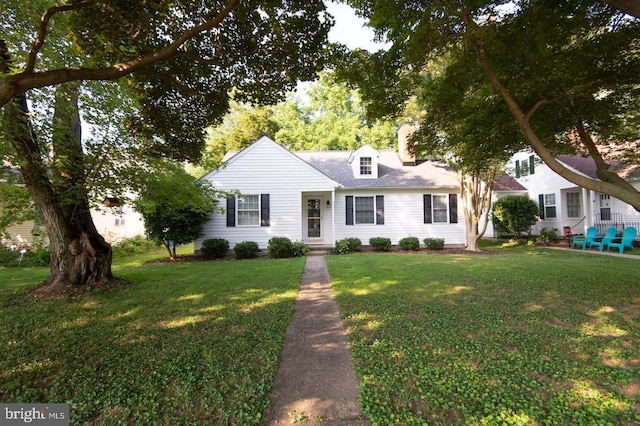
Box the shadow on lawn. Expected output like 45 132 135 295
0 260 302 425
328 251 640 425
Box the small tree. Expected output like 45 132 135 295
492 195 539 238
135 166 220 259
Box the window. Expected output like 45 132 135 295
423 194 458 224
355 197 374 224
345 195 384 225
566 193 580 218
520 159 529 177
432 195 449 223
237 195 260 226
515 155 535 178
600 194 611 221
539 193 556 219
227 194 269 227
115 218 125 226
359 157 372 175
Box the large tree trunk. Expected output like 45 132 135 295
2 70 114 297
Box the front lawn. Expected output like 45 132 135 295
0 251 305 425
327 244 640 425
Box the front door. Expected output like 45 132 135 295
306 198 321 239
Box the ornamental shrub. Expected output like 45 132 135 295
292 241 310 257
492 195 539 237
234 241 260 259
268 237 294 258
369 237 392 252
399 236 420 251
200 238 229 259
112 235 158 258
333 237 362 254
424 237 445 250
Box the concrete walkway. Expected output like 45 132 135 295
266 255 370 425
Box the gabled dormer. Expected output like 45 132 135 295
348 145 380 179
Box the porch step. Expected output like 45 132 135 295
306 245 332 256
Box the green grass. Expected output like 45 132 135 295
0 247 305 425
326 243 640 425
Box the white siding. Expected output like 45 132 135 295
333 188 466 247
91 205 145 243
197 137 338 249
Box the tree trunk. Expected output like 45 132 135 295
2 72 114 297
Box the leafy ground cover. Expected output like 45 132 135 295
0 247 304 425
327 242 640 425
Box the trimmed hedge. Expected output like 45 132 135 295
234 241 260 259
399 237 420 251
424 237 445 250
268 237 294 259
369 237 392 252
333 238 362 255
201 238 229 259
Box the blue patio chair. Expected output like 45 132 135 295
607 227 637 254
571 226 598 249
589 227 618 252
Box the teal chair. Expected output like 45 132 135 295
590 227 617 252
571 226 598 249
607 227 637 254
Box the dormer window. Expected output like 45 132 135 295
349 145 379 179
360 157 372 175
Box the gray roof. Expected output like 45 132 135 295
294 149 459 189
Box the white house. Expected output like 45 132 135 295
197 125 470 250
510 151 640 236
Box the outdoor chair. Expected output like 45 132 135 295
589 227 617 252
607 227 637 254
571 226 598 250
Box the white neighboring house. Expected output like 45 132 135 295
92 197 146 244
197 125 469 250
510 151 640 236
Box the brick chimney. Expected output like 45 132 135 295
398 121 416 166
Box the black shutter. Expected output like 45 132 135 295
260 194 270 226
529 155 535 175
226 196 236 227
515 160 521 178
538 194 545 219
423 194 432 224
346 196 354 225
449 194 458 224
376 195 384 225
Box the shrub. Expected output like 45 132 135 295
492 195 539 237
112 236 158 258
424 237 445 250
369 237 392 252
200 238 229 259
399 237 420 251
333 237 362 255
234 241 260 259
533 228 560 246
268 237 294 258
292 241 310 257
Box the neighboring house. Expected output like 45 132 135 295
510 151 640 236
197 125 469 250
92 197 146 244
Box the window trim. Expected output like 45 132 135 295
423 193 458 224
359 157 372 176
237 194 261 227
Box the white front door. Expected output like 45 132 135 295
305 198 322 240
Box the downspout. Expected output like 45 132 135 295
331 190 336 247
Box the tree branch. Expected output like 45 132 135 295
465 19 640 211
0 0 239 108
27 0 105 73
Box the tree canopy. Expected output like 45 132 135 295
337 0 640 210
1 0 333 294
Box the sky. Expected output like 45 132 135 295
325 1 387 52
